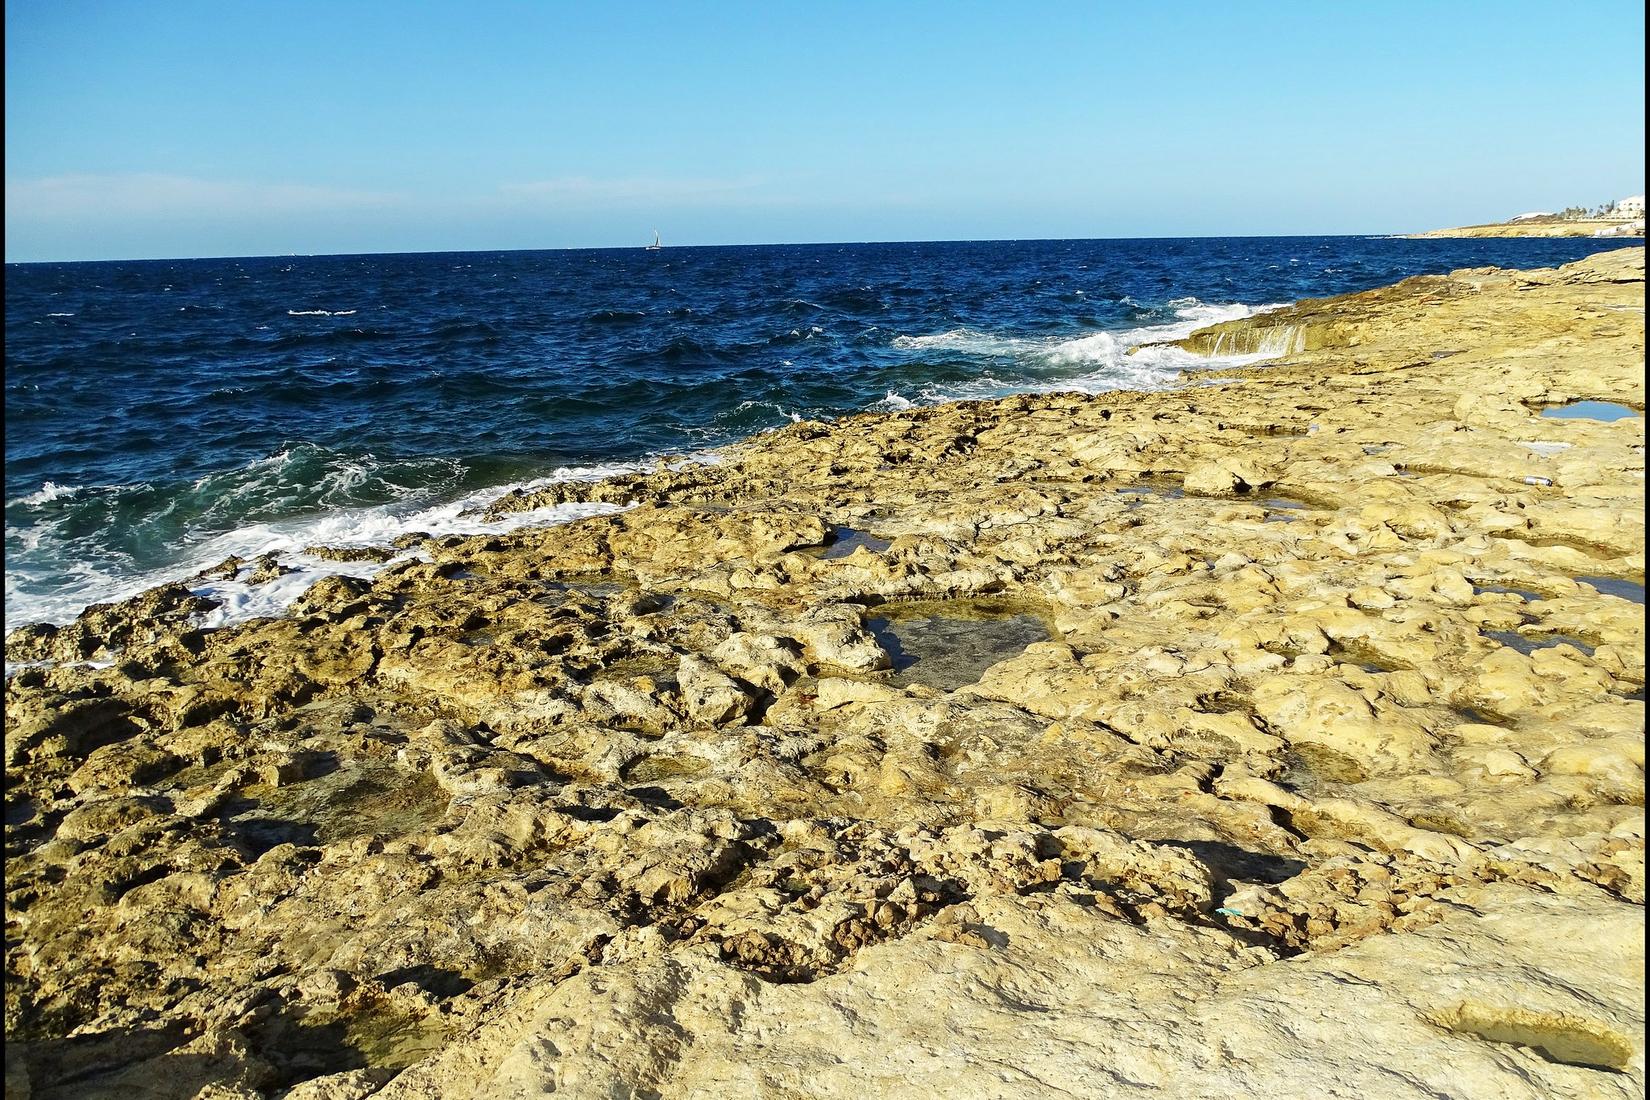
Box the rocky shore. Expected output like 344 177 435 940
5 247 1645 1098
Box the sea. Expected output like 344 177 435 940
4 235 1627 631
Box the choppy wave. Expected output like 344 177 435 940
287 308 358 317
879 298 1282 406
8 481 82 507
188 496 631 630
2 449 693 629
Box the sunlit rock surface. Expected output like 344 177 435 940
5 247 1644 1098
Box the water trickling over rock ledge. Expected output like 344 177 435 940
4 247 1645 1099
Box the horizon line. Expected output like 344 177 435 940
0 229 1433 266
8 229 1642 267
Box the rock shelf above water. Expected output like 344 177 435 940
4 247 1646 1099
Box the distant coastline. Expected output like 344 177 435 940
1406 218 1645 239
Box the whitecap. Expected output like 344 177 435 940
8 481 80 507
727 400 805 425
4 452 721 632
889 328 1032 357
188 498 630 631
879 298 1287 409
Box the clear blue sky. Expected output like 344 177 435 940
5 1 1645 261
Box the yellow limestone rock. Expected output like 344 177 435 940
3 248 1643 1097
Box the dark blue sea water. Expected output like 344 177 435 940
5 235 1630 628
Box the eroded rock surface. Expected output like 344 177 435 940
5 247 1645 1098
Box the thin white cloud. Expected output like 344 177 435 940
5 173 404 220
498 174 771 207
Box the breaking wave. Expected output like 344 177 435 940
879 298 1284 407
4 446 717 629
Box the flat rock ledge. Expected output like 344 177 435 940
5 247 1646 1099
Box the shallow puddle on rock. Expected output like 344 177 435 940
162 757 244 794
339 1009 451 1071
229 762 449 850
1277 744 1368 786
1327 640 1409 673
866 599 1050 691
591 653 676 682
1575 575 1646 604
538 577 627 600
278 1005 452 1076
1115 483 1186 503
1440 1008 1632 1072
1485 630 1595 657
1503 532 1619 559
1472 582 1544 601
1538 400 1641 422
1259 496 1315 523
623 753 710 783
813 527 893 559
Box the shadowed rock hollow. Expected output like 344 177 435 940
5 247 1645 1098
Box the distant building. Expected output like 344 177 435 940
1509 211 1554 221
1613 195 1645 219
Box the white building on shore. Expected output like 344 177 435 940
1612 195 1644 219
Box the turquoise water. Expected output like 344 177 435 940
1539 400 1642 422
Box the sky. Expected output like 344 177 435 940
5 1 1646 261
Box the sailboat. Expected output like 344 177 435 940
645 230 662 251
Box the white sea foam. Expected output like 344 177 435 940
4 657 116 680
881 298 1285 408
286 309 358 317
872 391 915 411
2 455 728 632
728 399 807 426
46 312 75 317
890 329 1030 356
8 482 81 507
188 497 629 630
